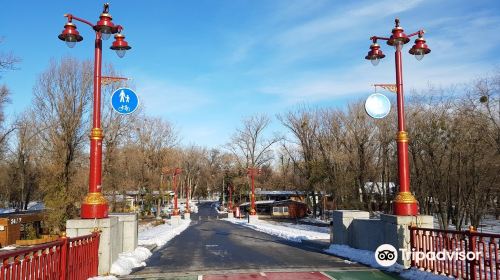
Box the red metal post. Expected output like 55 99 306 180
59 233 68 280
81 31 109 219
173 171 179 216
60 5 131 218
172 168 181 216
92 230 100 276
468 226 478 280
367 20 424 216
228 184 233 212
248 168 257 215
392 43 418 215
185 184 190 213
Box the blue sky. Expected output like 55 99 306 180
1 0 500 148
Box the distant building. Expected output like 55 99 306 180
238 199 308 219
255 190 306 202
359 182 396 202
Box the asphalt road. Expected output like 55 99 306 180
124 202 372 279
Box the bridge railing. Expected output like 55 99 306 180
0 231 100 280
409 225 500 280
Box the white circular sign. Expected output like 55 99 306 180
375 244 398 267
365 93 391 119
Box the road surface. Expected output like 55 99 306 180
121 202 400 280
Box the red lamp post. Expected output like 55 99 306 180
365 18 430 216
185 182 190 214
228 183 233 212
247 167 261 215
172 168 182 216
58 3 131 219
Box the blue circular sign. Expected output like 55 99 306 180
111 88 139 115
365 93 391 119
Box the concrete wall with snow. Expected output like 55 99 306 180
351 218 384 251
110 213 138 253
332 210 434 267
66 213 138 275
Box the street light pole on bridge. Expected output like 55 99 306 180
365 18 430 216
58 3 131 219
247 167 261 216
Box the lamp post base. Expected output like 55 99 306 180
172 209 180 216
393 192 418 216
81 201 109 219
81 192 109 218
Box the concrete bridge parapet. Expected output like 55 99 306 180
332 210 433 267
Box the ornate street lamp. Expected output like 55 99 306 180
247 167 261 215
365 18 430 216
58 3 132 219
172 168 182 216
185 181 191 215
228 183 233 212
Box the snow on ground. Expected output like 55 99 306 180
138 221 154 233
110 247 151 276
433 215 500 233
264 220 329 234
212 201 229 214
27 201 44 210
300 216 330 225
109 218 191 276
479 216 500 233
138 219 191 247
0 208 15 214
326 244 453 280
224 218 329 242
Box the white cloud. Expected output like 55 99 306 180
274 0 427 48
134 76 213 116
244 1 500 106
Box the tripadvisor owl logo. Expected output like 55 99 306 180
375 244 398 267
374 243 482 267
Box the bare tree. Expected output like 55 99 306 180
0 37 21 75
0 36 21 152
12 112 43 210
132 115 178 217
32 57 93 232
227 114 279 169
0 85 15 152
100 66 137 211
278 107 323 216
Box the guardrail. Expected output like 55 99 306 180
0 231 100 280
409 225 500 280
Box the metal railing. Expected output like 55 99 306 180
0 231 100 280
409 226 500 279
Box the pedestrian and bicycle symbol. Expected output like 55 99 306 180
111 88 139 115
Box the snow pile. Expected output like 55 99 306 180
110 247 151 275
108 218 191 276
433 215 500 234
265 220 329 234
138 218 190 247
190 203 199 213
138 222 154 233
225 218 329 242
300 216 330 225
325 244 452 280
27 201 45 210
0 208 15 214
326 244 393 271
